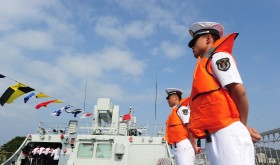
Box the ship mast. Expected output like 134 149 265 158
154 74 158 135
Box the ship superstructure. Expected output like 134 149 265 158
3 98 174 165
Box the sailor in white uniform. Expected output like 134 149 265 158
165 88 199 165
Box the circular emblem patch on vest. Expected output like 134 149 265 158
216 57 231 71
182 109 189 115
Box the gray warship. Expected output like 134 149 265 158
2 98 175 165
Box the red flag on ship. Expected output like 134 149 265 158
122 113 131 121
80 113 92 119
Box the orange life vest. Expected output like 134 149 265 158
189 33 240 139
166 98 189 144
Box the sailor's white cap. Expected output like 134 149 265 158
165 88 183 100
188 22 224 48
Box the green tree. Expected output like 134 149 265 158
0 151 7 164
0 136 25 164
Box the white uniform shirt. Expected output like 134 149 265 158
32 147 40 154
210 52 243 88
53 148 61 160
39 147 45 155
176 105 190 124
45 147 51 155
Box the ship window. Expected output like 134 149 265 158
96 143 112 158
77 143 94 158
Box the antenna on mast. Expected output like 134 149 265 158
81 65 88 134
154 74 157 122
154 73 158 135
83 65 88 113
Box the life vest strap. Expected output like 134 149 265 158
205 130 212 143
168 124 183 127
192 87 220 101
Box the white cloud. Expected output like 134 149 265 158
0 0 83 53
94 16 155 45
94 16 126 43
57 47 146 78
4 30 53 50
0 0 64 31
98 47 146 76
124 20 155 39
159 41 186 59
111 0 190 38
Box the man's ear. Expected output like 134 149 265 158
206 34 212 44
205 34 211 44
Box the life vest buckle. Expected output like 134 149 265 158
169 142 177 149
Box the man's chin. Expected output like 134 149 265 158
193 54 199 58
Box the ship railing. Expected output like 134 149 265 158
254 128 280 165
77 122 166 137
36 121 166 137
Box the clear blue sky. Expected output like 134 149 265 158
0 0 279 146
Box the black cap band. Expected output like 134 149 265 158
166 91 182 100
188 29 220 48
